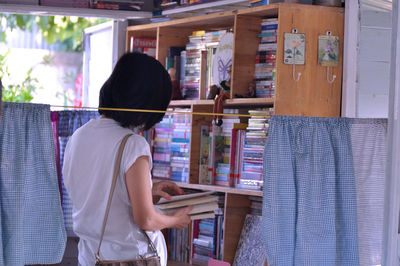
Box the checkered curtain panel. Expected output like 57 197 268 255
58 111 98 236
262 116 359 266
0 102 66 265
350 119 387 266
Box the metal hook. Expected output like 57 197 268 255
326 66 336 84
292 63 301 82
292 47 301 82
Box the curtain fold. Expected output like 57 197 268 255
57 110 98 236
262 116 359 266
0 102 66 265
350 118 387 266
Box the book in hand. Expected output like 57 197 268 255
156 191 218 220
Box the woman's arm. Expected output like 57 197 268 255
125 156 191 231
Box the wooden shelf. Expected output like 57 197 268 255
162 0 250 18
153 179 262 197
169 98 274 108
0 3 152 19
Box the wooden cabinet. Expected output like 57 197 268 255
126 3 344 265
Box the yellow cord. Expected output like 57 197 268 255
50 105 272 118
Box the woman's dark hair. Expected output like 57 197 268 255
99 52 172 130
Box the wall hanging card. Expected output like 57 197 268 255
318 35 339 67
284 32 306 65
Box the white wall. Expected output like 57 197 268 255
357 0 392 118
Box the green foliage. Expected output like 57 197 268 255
0 50 41 103
0 14 108 52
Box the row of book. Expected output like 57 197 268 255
158 191 224 263
152 109 191 182
254 17 278 98
157 0 221 10
38 0 144 10
162 192 264 265
129 36 157 58
191 193 224 264
199 108 273 191
182 30 227 100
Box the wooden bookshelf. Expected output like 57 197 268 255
129 3 344 265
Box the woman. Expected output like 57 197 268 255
63 52 192 266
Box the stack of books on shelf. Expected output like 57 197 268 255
191 193 225 265
156 191 219 220
164 189 221 264
167 227 190 263
39 0 89 7
250 0 267 7
160 0 179 9
199 125 211 185
203 30 227 98
152 111 173 179
192 218 216 264
236 108 273 190
170 108 191 182
129 36 156 58
249 196 262 216
183 31 205 100
254 18 278 98
90 0 144 10
182 30 227 100
180 0 213 6
209 110 241 187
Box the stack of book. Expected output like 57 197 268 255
129 36 156 58
180 0 213 5
167 227 190 262
39 0 89 7
183 31 206 100
152 111 173 179
249 196 263 216
199 125 211 185
254 18 278 98
210 110 240 187
216 112 241 187
203 30 227 98
236 108 273 190
229 123 247 188
156 191 219 220
192 218 216 264
190 193 225 264
90 0 144 10
160 0 179 9
170 108 191 182
250 0 267 7
182 30 228 100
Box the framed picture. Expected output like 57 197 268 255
284 33 306 65
318 35 339 67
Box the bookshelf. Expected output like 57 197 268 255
0 3 151 19
128 3 344 265
161 0 250 18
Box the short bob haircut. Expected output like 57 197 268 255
99 52 172 130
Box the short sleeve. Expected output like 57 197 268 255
120 134 153 175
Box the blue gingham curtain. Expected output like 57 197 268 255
0 102 66 265
58 110 98 236
262 116 359 266
351 119 387 266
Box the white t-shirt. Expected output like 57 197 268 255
63 117 167 266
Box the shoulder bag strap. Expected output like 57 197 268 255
95 133 159 261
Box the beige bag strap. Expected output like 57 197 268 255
95 133 158 262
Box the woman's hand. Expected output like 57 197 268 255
152 181 184 203
171 206 192 229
